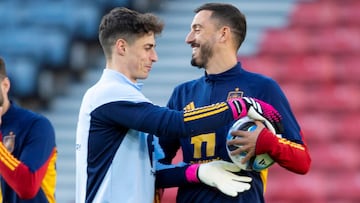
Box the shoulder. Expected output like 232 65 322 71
244 68 277 83
242 69 282 92
173 77 204 92
24 109 53 128
82 78 150 110
10 105 54 133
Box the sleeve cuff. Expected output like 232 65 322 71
185 164 200 183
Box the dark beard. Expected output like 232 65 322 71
0 92 3 107
190 42 213 69
190 58 203 69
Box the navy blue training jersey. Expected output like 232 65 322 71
157 63 302 203
0 102 56 203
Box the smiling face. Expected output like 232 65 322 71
122 32 158 82
185 10 219 69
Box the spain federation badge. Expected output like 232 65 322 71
3 131 15 153
227 88 244 100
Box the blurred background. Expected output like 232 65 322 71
0 0 359 202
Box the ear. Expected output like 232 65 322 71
2 77 10 93
115 38 127 56
219 26 231 42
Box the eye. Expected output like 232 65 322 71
194 27 201 32
145 45 154 51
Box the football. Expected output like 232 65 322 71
226 116 275 171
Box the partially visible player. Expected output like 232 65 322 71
156 3 311 203
75 7 283 203
0 57 57 202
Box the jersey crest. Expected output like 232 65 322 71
3 131 15 153
227 88 244 101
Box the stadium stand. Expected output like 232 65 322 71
0 0 134 109
240 0 360 202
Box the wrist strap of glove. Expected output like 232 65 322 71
185 164 200 183
228 98 247 120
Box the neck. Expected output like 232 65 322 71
205 56 237 75
1 99 10 116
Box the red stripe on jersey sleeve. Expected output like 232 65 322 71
0 143 55 199
255 128 311 174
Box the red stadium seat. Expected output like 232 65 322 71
238 55 281 79
259 1 360 202
325 171 360 201
338 113 360 141
258 28 309 55
284 82 359 114
282 54 336 84
297 112 342 145
266 166 327 203
312 84 359 113
305 26 360 55
307 28 336 54
289 1 339 28
318 83 360 113
310 142 360 172
267 164 360 202
337 0 360 25
335 54 360 82
336 27 360 53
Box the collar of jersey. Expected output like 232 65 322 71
205 62 244 82
103 68 144 90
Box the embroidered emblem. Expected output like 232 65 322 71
3 131 15 153
227 88 243 101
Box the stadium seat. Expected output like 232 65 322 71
296 113 338 144
334 27 360 53
0 1 19 28
303 84 360 113
260 0 360 202
318 83 360 113
281 54 335 84
0 29 43 63
336 0 360 25
338 113 360 141
266 166 327 203
310 142 360 172
325 171 360 202
289 1 339 28
258 28 309 55
20 1 101 41
335 54 360 82
2 55 41 98
238 55 280 79
0 27 70 68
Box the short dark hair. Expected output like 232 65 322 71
0 57 7 77
194 3 247 50
98 7 164 59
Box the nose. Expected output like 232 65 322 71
150 49 158 62
185 31 194 44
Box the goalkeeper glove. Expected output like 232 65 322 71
228 97 284 135
186 160 252 197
